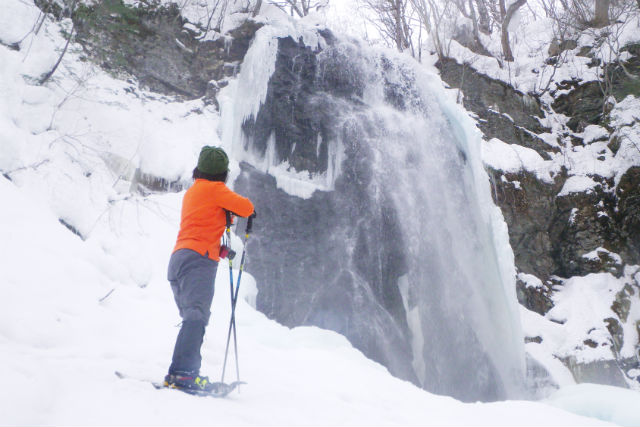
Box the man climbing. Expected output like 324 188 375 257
164 146 254 392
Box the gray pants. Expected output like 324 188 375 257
167 249 218 375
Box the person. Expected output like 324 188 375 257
164 146 254 392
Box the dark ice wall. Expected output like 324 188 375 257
234 34 418 385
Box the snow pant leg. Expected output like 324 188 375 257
167 249 218 375
169 319 206 375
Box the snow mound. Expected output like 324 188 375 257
481 138 558 183
558 175 599 197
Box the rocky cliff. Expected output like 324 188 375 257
438 40 640 389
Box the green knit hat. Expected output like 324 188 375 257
197 146 229 175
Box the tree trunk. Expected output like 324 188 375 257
501 0 526 62
452 0 470 18
394 0 404 51
40 26 74 85
474 0 491 34
401 1 413 54
499 0 506 19
40 0 77 85
252 0 262 17
593 0 610 28
468 0 480 41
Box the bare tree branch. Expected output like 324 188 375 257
39 0 77 85
361 0 414 53
40 25 74 85
268 0 327 17
253 0 263 17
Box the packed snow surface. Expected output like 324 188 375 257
0 0 638 425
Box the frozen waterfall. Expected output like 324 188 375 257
220 23 525 402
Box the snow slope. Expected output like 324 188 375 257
0 173 610 426
0 0 639 425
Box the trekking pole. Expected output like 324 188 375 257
221 212 255 383
224 211 234 320
221 210 235 382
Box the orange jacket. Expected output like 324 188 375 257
173 179 254 261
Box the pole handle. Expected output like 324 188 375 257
245 212 256 234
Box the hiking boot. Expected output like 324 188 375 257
164 373 217 393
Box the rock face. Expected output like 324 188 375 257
617 167 640 264
486 169 564 286
438 48 640 387
438 53 640 301
437 57 555 160
71 0 261 100
553 185 623 278
552 44 640 132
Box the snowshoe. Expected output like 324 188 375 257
163 373 243 397
115 371 243 398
